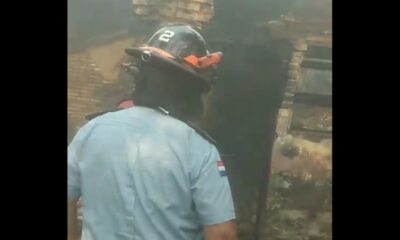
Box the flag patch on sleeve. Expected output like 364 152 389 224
217 160 227 177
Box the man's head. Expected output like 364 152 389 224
124 23 223 121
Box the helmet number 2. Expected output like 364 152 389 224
158 30 175 42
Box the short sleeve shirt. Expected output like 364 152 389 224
68 106 236 240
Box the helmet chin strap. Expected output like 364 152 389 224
121 62 140 76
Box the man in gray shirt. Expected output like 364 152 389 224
68 24 237 240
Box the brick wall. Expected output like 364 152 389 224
68 37 135 142
132 0 214 28
68 53 108 141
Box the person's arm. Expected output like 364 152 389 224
68 199 79 240
204 220 238 240
68 125 89 240
190 137 237 239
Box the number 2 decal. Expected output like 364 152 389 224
159 30 175 42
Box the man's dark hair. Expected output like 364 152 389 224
132 64 208 121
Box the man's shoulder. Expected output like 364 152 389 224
106 106 193 135
89 106 216 145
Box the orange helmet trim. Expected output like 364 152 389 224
184 52 223 70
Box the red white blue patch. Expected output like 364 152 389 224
217 160 227 177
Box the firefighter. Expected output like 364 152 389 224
68 23 237 240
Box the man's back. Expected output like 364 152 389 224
68 106 236 240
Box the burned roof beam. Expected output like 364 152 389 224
293 93 332 107
301 58 332 70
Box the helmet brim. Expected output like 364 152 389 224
125 47 211 90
